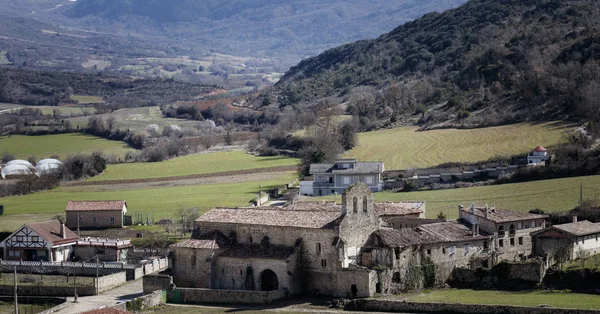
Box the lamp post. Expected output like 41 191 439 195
13 267 18 314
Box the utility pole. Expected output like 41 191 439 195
580 183 583 206
13 267 18 314
96 256 99 295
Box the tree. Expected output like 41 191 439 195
338 118 358 150
437 211 447 220
175 206 201 236
1 152 15 163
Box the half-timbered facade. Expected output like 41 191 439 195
0 220 79 262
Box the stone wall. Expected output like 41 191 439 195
96 271 127 293
143 274 173 295
111 290 166 312
345 299 600 314
448 260 545 290
171 287 287 304
171 247 219 288
304 268 376 298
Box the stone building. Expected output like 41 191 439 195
459 204 547 261
531 218 600 261
65 200 128 230
360 221 493 292
170 183 424 298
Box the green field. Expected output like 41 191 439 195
0 173 295 222
36 106 96 116
0 103 24 111
70 95 104 104
89 151 297 181
403 289 600 309
0 51 11 65
315 175 600 219
0 133 136 159
344 122 573 170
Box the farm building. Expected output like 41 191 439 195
73 237 132 262
35 158 63 175
527 145 550 166
531 218 600 261
1 164 33 179
65 200 128 230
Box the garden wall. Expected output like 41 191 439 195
345 299 600 314
170 287 287 304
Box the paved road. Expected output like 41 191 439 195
54 279 143 314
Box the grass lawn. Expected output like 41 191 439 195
0 173 295 229
344 122 573 170
70 95 104 104
0 273 94 287
89 151 297 181
0 133 136 159
313 175 600 219
403 289 600 309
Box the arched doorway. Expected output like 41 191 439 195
260 269 279 291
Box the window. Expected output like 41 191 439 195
92 216 97 224
517 222 522 229
498 225 505 237
110 216 115 224
353 197 358 214
449 246 456 256
442 247 447 254
249 236 253 243
31 236 39 242
582 237 585 244
363 196 368 213
366 176 374 185
321 259 327 268
316 243 322 254
499 239 504 247
9 250 20 257
484 241 489 249
16 236 23 242
509 224 516 236
464 244 471 254
518 237 523 245
524 222 530 229
427 249 431 255
510 238 515 246
343 176 351 185
394 248 400 260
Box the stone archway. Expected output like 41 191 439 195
260 269 279 291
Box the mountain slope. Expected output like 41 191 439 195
270 0 600 130
63 0 466 58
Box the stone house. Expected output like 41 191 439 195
531 219 600 261
0 220 79 262
360 221 493 292
170 183 425 298
459 204 548 261
306 159 384 196
65 200 128 230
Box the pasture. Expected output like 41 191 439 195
402 289 600 309
313 175 600 219
66 106 202 133
0 172 295 230
89 151 297 181
344 122 573 170
70 95 104 104
0 133 136 159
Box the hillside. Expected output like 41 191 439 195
269 0 600 130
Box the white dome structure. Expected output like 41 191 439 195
1 164 34 179
6 159 34 169
36 159 63 175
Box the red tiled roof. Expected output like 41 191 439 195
534 146 547 152
27 220 79 246
65 200 126 212
196 207 342 229
374 202 424 216
461 206 548 223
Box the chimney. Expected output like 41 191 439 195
59 220 66 239
573 216 578 223
484 204 489 219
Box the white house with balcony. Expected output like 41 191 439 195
304 159 384 196
527 146 550 166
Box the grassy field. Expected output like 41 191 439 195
0 51 11 65
0 103 24 111
0 274 94 287
403 289 600 309
344 122 573 170
0 173 295 228
313 175 600 219
66 106 203 133
89 151 297 181
70 95 104 104
0 133 136 159
36 106 96 116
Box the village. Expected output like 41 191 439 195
1 146 599 313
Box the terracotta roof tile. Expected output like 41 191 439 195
65 200 126 212
460 207 547 223
418 221 491 242
196 208 342 229
27 220 79 246
174 230 231 249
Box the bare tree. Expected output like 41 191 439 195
175 206 201 236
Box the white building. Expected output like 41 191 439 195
531 219 600 260
527 146 549 166
308 159 384 196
